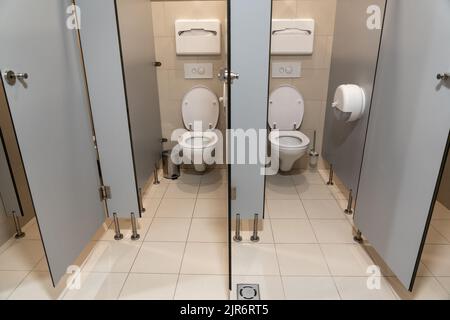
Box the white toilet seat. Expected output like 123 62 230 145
269 131 310 150
178 131 218 150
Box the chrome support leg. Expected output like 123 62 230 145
153 165 160 185
354 229 363 244
12 212 25 239
113 213 123 241
233 214 242 242
139 188 146 213
345 189 354 215
327 165 334 185
250 214 260 243
130 212 140 241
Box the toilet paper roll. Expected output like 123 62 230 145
332 84 366 122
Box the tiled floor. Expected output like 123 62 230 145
0 168 449 300
231 169 450 300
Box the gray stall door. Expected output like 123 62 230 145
229 0 272 220
77 0 140 218
0 0 105 285
355 0 450 290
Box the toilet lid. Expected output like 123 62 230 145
182 86 219 131
268 85 304 130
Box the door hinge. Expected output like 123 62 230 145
99 185 112 201
231 186 237 200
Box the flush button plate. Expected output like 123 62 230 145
184 63 213 79
272 61 301 78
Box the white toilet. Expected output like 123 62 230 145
178 86 219 172
268 85 310 172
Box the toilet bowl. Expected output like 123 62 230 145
178 86 220 172
268 85 310 172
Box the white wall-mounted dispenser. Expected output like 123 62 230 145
332 84 366 122
271 19 315 55
175 20 221 55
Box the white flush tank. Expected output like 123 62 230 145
332 84 366 122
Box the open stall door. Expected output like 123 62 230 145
355 0 450 290
77 0 162 218
0 0 105 285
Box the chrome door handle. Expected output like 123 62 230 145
4 70 29 85
437 73 449 81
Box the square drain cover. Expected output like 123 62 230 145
237 284 260 300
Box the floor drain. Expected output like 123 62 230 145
237 284 260 300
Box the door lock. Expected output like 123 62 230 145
4 70 28 86
218 68 239 84
437 72 450 81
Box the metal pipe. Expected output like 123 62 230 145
345 189 354 215
250 214 260 242
327 165 334 185
130 212 140 241
12 212 25 239
233 214 242 242
113 213 123 241
153 165 160 185
354 229 363 244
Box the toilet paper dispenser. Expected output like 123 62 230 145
332 84 366 122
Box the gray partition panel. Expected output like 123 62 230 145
77 0 140 217
355 0 450 289
322 0 385 192
438 151 450 209
230 0 272 219
116 0 162 191
0 0 106 284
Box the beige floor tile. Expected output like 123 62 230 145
142 197 162 219
302 200 346 220
425 225 449 244
188 218 227 243
232 275 285 300
0 240 44 271
119 273 178 300
389 276 449 300
240 220 274 244
145 218 191 242
198 182 227 199
276 244 329 276
420 245 450 276
291 171 326 185
201 169 227 184
266 199 307 219
334 277 396 300
271 219 317 243
432 201 450 220
0 271 28 299
8 271 66 300
321 244 376 276
131 242 185 274
21 220 42 240
63 272 127 300
171 172 203 185
82 241 140 273
311 220 354 243
155 198 196 218
181 243 228 275
144 182 169 199
164 183 199 199
174 275 228 300
431 220 450 242
193 199 227 218
296 184 334 200
265 183 299 200
436 277 450 294
93 218 152 242
283 276 340 300
232 243 279 276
